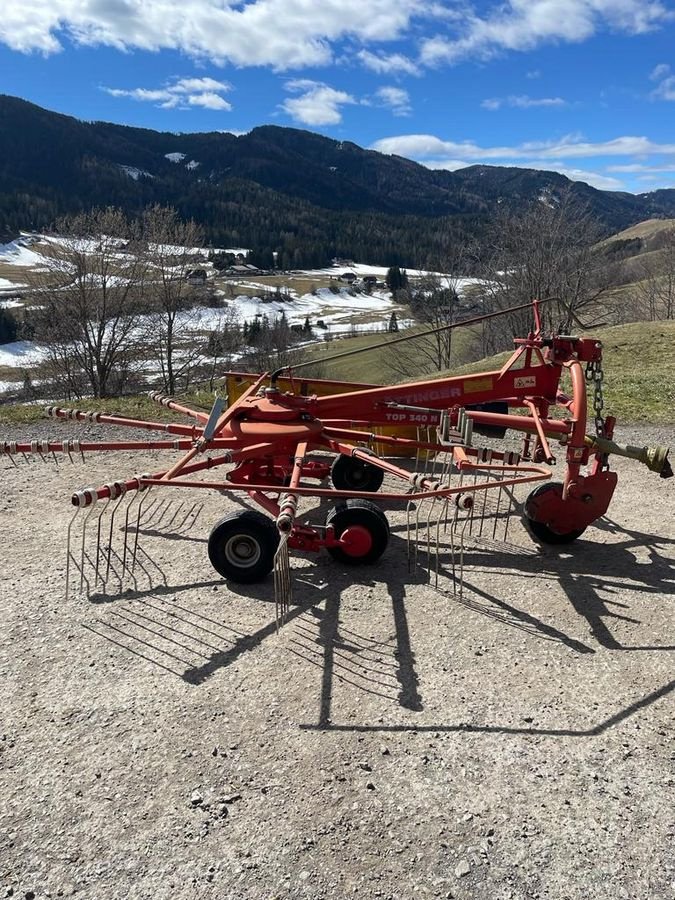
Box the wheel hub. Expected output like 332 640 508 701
225 534 261 567
338 524 374 558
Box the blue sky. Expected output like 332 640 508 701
1 0 675 193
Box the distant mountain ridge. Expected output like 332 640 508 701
1 94 674 267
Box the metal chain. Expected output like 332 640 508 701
585 358 605 437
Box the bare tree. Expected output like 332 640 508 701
633 226 675 321
139 206 205 395
203 305 243 391
386 243 476 379
476 191 609 355
29 207 145 398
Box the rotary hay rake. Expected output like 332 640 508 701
2 300 672 625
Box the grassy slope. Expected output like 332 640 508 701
303 323 479 383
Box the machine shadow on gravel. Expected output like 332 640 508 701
83 514 672 735
446 517 675 653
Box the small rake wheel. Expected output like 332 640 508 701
208 510 280 583
326 499 390 565
524 482 587 545
331 454 385 493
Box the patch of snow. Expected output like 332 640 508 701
119 164 154 181
165 152 186 163
0 341 47 368
0 299 24 310
45 234 127 253
0 238 46 268
186 160 200 170
208 285 399 331
295 264 484 297
0 278 27 291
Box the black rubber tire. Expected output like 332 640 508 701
331 454 385 493
524 482 587 545
326 499 389 565
208 510 280 583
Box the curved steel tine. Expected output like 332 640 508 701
413 498 423 572
478 450 492 537
274 534 291 631
503 452 520 543
94 500 110 589
468 466 479 535
79 501 99 596
458 513 471 600
492 459 506 540
122 490 142 576
65 506 80 600
105 492 127 586
131 486 151 575
435 498 450 588
406 499 415 573
424 496 438 583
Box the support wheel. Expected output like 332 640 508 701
208 510 280 583
331 454 384 493
326 499 389 565
524 482 586 545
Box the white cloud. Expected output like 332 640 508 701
357 49 420 76
649 63 675 100
371 133 675 161
420 1 672 67
281 80 356 125
481 94 567 110
370 129 675 193
374 86 412 116
607 162 675 173
187 92 232 110
650 62 671 81
104 76 232 111
0 0 425 69
420 153 624 190
0 0 669 77
519 161 625 190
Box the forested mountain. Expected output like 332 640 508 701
2 94 675 268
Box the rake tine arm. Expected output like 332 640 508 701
45 406 200 437
73 442 276 507
5 439 200 457
148 392 209 423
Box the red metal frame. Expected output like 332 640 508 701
4 305 635 546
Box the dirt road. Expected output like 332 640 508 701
1 422 673 900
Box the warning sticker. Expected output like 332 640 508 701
463 376 494 394
514 375 537 389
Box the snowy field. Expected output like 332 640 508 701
0 284 403 374
0 232 478 396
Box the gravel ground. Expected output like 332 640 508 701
1 421 673 900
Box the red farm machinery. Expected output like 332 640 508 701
2 300 671 622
